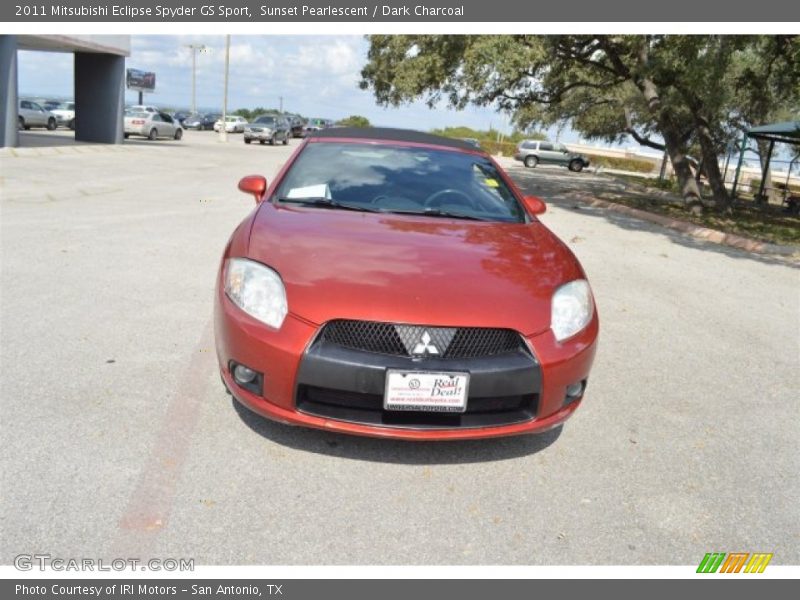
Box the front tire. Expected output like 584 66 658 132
18 117 24 131
282 133 289 145
524 155 539 168
68 119 75 130
269 135 276 146
46 118 57 131
569 159 584 172
148 128 158 141
123 133 130 139
244 138 252 144
174 129 183 140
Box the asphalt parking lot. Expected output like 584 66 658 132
1 130 798 565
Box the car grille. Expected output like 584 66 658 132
318 320 527 359
297 385 537 430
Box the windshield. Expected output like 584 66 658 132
274 142 525 223
254 116 276 124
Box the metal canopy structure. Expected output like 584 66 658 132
731 121 800 202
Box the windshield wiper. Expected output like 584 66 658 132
276 197 382 213
383 208 491 222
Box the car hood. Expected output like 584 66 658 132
246 204 584 335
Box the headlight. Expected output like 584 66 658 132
224 258 288 329
551 279 593 342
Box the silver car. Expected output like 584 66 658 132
243 115 291 145
18 99 57 131
123 110 183 141
50 101 76 130
513 140 590 172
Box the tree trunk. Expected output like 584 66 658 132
695 122 731 210
658 117 702 207
755 138 779 203
629 40 702 208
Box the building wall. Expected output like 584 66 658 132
0 34 129 148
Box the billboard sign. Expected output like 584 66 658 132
126 68 156 92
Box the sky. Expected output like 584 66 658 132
18 35 526 136
18 34 793 166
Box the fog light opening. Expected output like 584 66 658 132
233 364 257 385
565 380 586 404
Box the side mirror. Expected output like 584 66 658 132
522 195 547 215
238 175 268 203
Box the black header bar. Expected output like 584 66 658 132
5 0 800 22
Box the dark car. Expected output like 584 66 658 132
172 111 193 125
282 114 306 138
42 100 62 112
216 127 598 440
184 113 220 131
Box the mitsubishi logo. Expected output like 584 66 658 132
412 331 439 356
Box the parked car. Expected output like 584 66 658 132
184 113 219 131
214 115 248 133
50 101 76 130
216 127 598 441
513 140 590 172
283 114 306 138
459 137 481 148
123 110 183 140
303 117 334 136
244 115 292 145
18 99 57 130
172 111 193 125
126 104 160 115
42 100 62 111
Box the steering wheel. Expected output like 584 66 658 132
423 188 477 209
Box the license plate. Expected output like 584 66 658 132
384 370 469 413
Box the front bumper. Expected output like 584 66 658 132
244 130 274 141
215 287 598 440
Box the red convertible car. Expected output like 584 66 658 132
215 128 598 440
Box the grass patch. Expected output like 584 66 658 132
596 176 800 246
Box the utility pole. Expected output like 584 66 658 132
185 44 207 114
219 35 230 143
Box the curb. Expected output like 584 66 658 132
569 194 799 258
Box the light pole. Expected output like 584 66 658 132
185 44 207 114
219 35 231 143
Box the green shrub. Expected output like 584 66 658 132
584 154 656 173
479 140 518 156
431 127 546 145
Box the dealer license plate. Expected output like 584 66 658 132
384 370 469 413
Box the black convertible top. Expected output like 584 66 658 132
307 127 480 152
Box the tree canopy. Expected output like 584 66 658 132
360 35 799 211
337 115 372 127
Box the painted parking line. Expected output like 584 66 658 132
110 320 215 557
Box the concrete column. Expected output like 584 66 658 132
0 35 19 148
74 52 125 144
